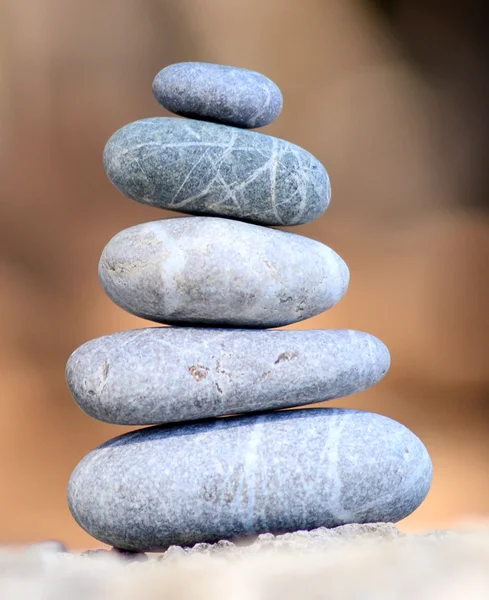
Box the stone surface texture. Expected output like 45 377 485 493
152 62 283 129
3 524 489 599
103 117 330 226
98 217 349 328
66 328 390 425
67 409 432 551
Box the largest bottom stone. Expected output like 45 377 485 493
68 408 432 551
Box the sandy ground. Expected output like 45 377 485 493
2 523 489 599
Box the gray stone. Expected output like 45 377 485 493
152 62 283 129
66 328 390 425
67 408 433 551
98 217 349 328
103 117 330 226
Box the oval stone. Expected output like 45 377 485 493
67 409 433 551
103 117 330 226
66 328 390 425
152 62 283 129
98 217 349 328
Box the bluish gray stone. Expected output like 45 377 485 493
152 62 283 129
103 117 330 226
67 409 433 551
98 217 349 328
66 328 390 425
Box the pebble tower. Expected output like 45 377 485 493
66 62 433 552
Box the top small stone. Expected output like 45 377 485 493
152 62 283 129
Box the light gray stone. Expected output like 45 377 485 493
67 409 433 551
103 117 330 226
66 328 390 425
152 62 283 129
98 217 349 328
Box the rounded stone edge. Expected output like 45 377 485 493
101 117 330 226
64 328 390 425
152 62 283 129
67 409 433 551
94 217 350 328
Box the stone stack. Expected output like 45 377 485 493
66 62 432 552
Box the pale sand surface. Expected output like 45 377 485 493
2 523 489 599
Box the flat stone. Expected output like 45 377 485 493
152 62 283 129
66 328 390 425
103 117 330 226
67 408 433 551
98 217 349 328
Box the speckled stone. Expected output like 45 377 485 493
67 408 433 551
103 117 330 226
66 328 390 425
152 62 283 129
98 217 349 328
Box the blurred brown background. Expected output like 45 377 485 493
0 0 488 549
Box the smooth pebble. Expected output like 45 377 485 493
103 118 330 226
152 62 283 128
98 217 349 328
68 408 433 551
66 328 390 425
